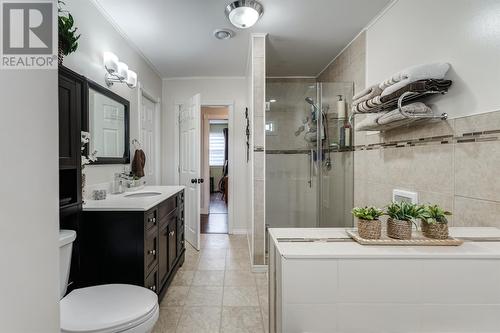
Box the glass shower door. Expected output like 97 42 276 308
265 79 318 229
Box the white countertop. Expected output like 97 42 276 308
83 186 185 211
269 227 500 259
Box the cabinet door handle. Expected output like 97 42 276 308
148 250 156 255
149 285 156 291
169 231 175 236
149 217 156 223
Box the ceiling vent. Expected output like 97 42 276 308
213 29 234 40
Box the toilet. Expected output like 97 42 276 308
59 230 159 333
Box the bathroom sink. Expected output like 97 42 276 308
124 191 162 198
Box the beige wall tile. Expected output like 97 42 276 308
455 141 500 202
454 196 500 228
454 110 500 134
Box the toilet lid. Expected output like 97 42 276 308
61 284 158 333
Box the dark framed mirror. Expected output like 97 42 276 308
83 79 130 164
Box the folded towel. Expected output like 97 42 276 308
353 84 383 105
380 79 452 103
377 102 432 125
353 95 383 113
379 63 450 97
355 113 384 131
131 149 146 178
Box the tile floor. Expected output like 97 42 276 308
153 234 269 333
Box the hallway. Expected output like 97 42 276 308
201 193 228 234
154 234 268 332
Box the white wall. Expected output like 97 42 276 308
162 77 248 231
366 0 500 118
0 72 59 331
63 0 162 187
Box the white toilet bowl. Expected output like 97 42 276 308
59 230 159 333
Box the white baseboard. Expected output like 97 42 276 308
251 264 268 273
230 228 247 235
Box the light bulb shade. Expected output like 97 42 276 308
126 70 137 88
103 52 119 74
225 0 263 29
117 62 129 80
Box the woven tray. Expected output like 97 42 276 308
346 229 463 246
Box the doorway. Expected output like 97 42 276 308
201 107 229 234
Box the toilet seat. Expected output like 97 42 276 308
61 284 158 333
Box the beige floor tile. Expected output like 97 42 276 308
185 286 223 306
192 270 225 286
261 304 270 333
161 286 189 307
254 272 268 287
226 256 251 271
170 270 195 287
179 256 200 271
176 306 221 333
223 286 260 306
198 258 226 270
200 248 227 260
226 247 250 259
224 270 257 286
153 307 182 333
221 306 264 333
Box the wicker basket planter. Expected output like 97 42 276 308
357 219 382 240
387 218 413 240
422 222 449 239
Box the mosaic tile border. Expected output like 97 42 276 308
353 130 500 152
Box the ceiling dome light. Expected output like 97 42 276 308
214 29 234 40
225 0 264 29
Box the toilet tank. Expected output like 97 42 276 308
59 230 77 299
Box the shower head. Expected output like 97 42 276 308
305 97 315 105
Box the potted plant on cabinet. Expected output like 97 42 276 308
420 204 452 239
352 206 384 239
386 201 424 240
58 0 80 65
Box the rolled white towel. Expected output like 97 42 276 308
353 84 383 105
379 62 450 97
377 102 432 125
355 113 384 131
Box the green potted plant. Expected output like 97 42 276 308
420 204 452 239
58 0 80 64
352 206 384 239
386 201 424 240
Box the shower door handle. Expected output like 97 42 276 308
308 149 313 188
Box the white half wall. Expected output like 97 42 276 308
162 77 249 231
0 71 59 331
366 0 500 118
63 0 162 187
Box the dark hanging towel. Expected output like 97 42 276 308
223 127 229 176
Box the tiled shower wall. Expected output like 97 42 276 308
252 34 266 266
354 112 500 227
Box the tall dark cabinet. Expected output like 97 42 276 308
58 66 85 292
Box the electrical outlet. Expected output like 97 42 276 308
392 189 418 204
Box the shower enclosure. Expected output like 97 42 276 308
265 79 354 249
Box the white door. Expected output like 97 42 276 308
140 95 157 185
179 94 201 250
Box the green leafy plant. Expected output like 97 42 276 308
420 204 451 224
352 206 384 221
58 1 80 56
386 201 425 222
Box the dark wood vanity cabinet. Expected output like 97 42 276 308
80 190 185 300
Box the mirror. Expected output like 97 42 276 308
86 81 130 164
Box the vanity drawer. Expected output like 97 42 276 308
158 196 177 220
145 209 157 230
145 266 158 294
145 228 158 274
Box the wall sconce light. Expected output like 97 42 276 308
104 52 137 88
